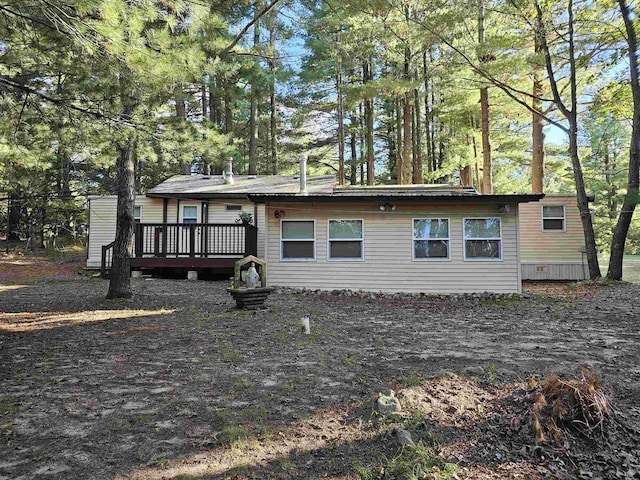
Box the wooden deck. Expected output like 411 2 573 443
101 223 258 277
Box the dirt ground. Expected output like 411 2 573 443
0 254 639 480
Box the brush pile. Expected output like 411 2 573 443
527 367 613 445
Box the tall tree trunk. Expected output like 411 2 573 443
175 85 191 174
423 50 433 176
359 102 365 185
107 75 137 299
336 41 345 185
478 0 493 193
401 36 413 184
269 77 277 174
395 97 403 183
202 81 208 123
531 35 545 194
350 111 358 184
387 100 397 181
209 76 223 127
413 82 423 184
7 194 21 241
430 61 438 175
480 86 492 192
608 0 640 279
224 78 233 134
269 17 278 175
248 0 261 175
604 151 618 220
438 119 445 172
462 135 474 187
363 58 375 185
536 0 600 278
402 93 412 184
175 85 186 119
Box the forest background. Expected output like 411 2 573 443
1 0 638 277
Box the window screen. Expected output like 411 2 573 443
182 206 198 224
413 219 449 259
281 221 315 260
329 220 363 260
542 205 565 231
464 218 502 259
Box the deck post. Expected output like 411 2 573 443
162 199 168 256
134 223 143 257
101 244 108 278
244 225 258 256
202 225 208 257
189 224 196 257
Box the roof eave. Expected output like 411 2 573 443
247 193 545 204
146 192 252 200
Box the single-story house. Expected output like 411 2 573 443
87 164 588 294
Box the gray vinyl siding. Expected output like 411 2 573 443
519 196 588 280
264 202 521 294
256 203 266 258
521 262 588 280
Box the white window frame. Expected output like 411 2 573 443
463 217 503 261
280 219 316 261
133 205 142 223
541 205 566 232
225 204 243 212
181 205 199 224
412 218 450 261
327 219 364 261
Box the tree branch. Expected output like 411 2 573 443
411 16 570 134
535 1 572 120
221 0 283 55
0 77 148 132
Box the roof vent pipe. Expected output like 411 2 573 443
224 158 234 185
299 155 308 195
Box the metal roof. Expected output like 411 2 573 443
146 174 544 204
146 174 336 199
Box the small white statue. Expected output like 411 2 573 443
246 262 260 288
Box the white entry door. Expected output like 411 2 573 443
180 204 200 255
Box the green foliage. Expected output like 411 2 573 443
353 443 458 480
582 90 636 252
236 212 254 225
0 0 637 267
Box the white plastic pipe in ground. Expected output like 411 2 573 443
301 316 310 334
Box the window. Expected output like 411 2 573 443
133 206 142 223
281 220 315 260
413 218 449 260
328 220 363 260
542 205 565 231
225 204 242 211
182 205 198 224
464 218 502 260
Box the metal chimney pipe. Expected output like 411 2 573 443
299 155 308 195
225 158 234 185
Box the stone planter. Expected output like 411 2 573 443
227 286 273 309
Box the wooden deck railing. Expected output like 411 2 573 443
101 241 115 278
101 223 258 277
